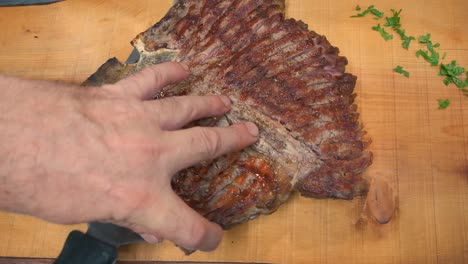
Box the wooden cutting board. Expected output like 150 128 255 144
0 0 467 263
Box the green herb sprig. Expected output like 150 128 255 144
416 34 440 66
352 5 384 19
437 99 451 109
384 9 402 29
394 66 410 77
372 24 393 41
439 61 468 89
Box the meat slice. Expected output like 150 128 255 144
85 0 372 229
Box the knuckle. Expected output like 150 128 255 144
181 99 196 119
149 66 166 87
164 97 185 112
196 128 221 158
126 74 144 91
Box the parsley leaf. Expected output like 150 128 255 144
402 35 416 49
416 50 439 66
372 24 394 41
370 8 384 19
355 5 362 11
419 33 431 43
416 34 440 66
394 66 410 77
437 99 450 109
384 11 415 49
352 5 384 19
420 35 440 51
384 9 402 29
439 60 467 89
396 28 416 49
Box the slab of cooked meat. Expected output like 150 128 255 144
85 0 372 229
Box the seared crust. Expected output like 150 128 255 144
87 0 372 228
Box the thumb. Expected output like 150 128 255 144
110 62 190 100
134 191 223 252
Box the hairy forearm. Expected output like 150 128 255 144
0 75 40 214
0 75 76 215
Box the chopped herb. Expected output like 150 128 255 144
350 6 468 103
351 6 371 17
416 34 440 66
440 60 465 78
372 24 394 41
384 9 402 29
394 66 410 77
439 60 468 89
417 50 440 66
437 99 450 109
419 35 440 50
370 8 384 19
418 33 431 43
396 28 416 49
402 35 416 49
351 5 384 19
387 11 415 49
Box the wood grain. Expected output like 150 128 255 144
0 258 265 264
0 1 467 264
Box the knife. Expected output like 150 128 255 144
0 0 64 6
54 222 144 264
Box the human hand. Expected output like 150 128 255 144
0 62 258 251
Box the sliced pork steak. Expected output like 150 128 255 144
85 0 373 229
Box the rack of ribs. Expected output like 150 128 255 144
85 0 373 229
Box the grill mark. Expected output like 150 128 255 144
222 18 341 85
195 5 284 66
178 0 233 56
137 1 195 50
204 155 289 227
294 152 372 199
171 0 208 45
238 71 363 164
222 29 298 82
181 0 261 60
175 164 241 212
184 2 284 65
178 0 243 60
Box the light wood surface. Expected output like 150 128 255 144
0 257 261 264
0 1 467 263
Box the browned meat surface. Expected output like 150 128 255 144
85 0 372 229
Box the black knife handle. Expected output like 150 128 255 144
0 0 63 6
54 231 118 264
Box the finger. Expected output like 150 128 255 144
145 95 232 130
163 122 259 173
139 233 163 244
135 191 223 252
111 62 189 100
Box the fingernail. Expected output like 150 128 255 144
220 95 232 108
245 122 259 137
180 63 190 72
140 233 163 244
